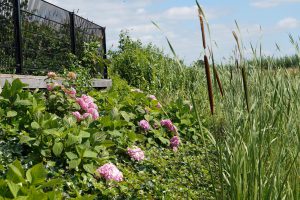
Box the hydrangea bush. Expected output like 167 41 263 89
0 75 216 199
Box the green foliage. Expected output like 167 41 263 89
0 76 215 199
109 31 201 97
0 160 62 199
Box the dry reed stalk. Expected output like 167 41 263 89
197 8 214 115
199 15 206 49
204 55 214 115
232 31 250 113
241 67 250 112
196 1 215 115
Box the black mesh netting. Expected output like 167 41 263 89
0 0 106 76
0 0 15 73
74 14 105 58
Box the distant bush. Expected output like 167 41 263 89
109 31 205 98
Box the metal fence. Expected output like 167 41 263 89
0 0 107 78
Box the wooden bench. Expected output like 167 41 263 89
0 74 112 89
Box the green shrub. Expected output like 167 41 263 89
0 77 216 199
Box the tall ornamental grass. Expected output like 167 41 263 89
193 2 300 199
219 66 300 199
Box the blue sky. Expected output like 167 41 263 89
48 0 300 64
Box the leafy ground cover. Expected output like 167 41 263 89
0 72 217 199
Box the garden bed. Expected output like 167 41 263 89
0 74 112 89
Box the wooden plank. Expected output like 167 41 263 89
0 74 112 89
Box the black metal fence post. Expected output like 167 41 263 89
12 0 22 74
69 12 76 55
102 27 107 79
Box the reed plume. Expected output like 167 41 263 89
204 55 214 114
241 67 250 112
199 15 206 49
197 3 214 115
232 30 250 113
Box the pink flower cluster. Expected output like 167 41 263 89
127 147 145 161
47 71 57 79
97 163 123 182
64 87 77 98
73 95 99 121
170 136 180 152
160 119 177 133
148 95 157 100
139 120 150 131
46 82 60 91
72 111 92 121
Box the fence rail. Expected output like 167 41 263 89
0 0 107 78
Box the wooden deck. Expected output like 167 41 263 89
0 74 112 89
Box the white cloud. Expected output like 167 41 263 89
136 8 146 14
164 6 197 20
161 5 225 21
277 17 300 29
251 0 300 8
42 0 298 64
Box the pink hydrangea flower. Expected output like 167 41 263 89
139 120 150 131
72 111 82 121
46 83 59 91
46 84 53 91
87 108 99 120
88 102 98 110
148 95 157 100
127 147 145 161
160 119 177 133
76 95 98 111
65 87 76 98
82 95 94 104
76 98 89 111
170 136 180 152
74 95 99 122
47 71 56 79
82 113 92 119
97 163 123 182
